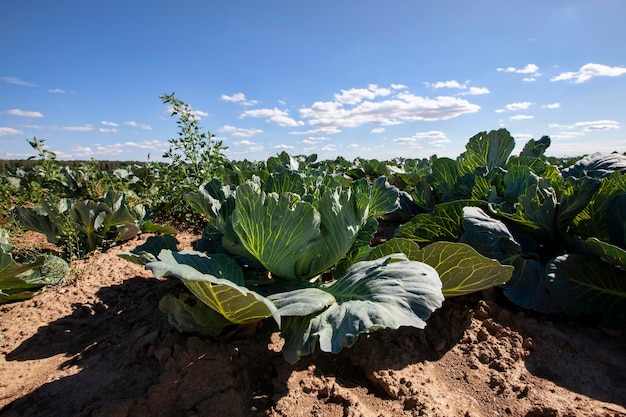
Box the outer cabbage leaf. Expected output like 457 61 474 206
582 238 626 271
395 200 486 244
608 194 626 247
412 242 513 297
519 135 551 158
561 152 626 179
265 171 306 195
366 238 512 297
367 237 422 261
1 251 67 304
271 254 444 363
571 172 626 241
457 129 515 174
353 176 400 218
117 235 180 265
159 293 233 336
147 250 279 326
461 206 560 313
489 182 557 241
556 177 601 236
13 205 63 244
427 156 459 199
547 254 626 328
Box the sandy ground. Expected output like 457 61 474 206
1 231 625 417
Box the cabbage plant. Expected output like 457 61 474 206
123 172 512 362
0 229 68 304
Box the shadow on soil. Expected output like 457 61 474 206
3 275 625 416
516 313 626 408
485 291 626 409
1 276 286 417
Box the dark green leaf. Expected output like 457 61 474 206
547 254 626 328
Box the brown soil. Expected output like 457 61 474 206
1 231 625 417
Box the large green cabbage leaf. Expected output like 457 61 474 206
461 206 560 313
147 250 279 326
366 238 513 297
457 128 515 174
395 200 486 244
230 176 399 281
547 254 626 328
1 234 68 304
270 254 444 363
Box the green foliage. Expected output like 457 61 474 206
14 191 172 259
366 237 513 297
152 93 230 223
271 254 444 363
0 228 68 304
191 174 400 281
125 162 516 362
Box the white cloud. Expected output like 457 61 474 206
393 131 447 148
2 76 36 87
124 121 152 130
461 86 490 95
288 126 342 135
123 139 169 150
233 139 257 146
522 77 537 82
551 63 626 83
371 127 385 134
391 84 407 90
49 88 66 93
62 124 95 131
427 81 489 96
347 143 361 149
273 144 295 150
321 144 337 152
427 80 466 89
98 128 118 133
240 107 303 127
496 102 533 113
543 103 561 109
5 109 44 117
72 144 124 157
299 91 480 128
300 136 331 145
101 120 119 127
509 114 534 121
249 145 264 152
220 92 258 106
497 64 539 74
575 120 619 131
549 120 619 131
334 84 391 105
429 138 452 147
550 131 586 140
512 132 534 142
218 125 263 137
506 102 532 111
191 109 209 118
0 127 22 136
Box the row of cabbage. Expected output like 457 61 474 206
2 127 625 362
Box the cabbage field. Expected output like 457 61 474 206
1 96 625 415
4 128 626 335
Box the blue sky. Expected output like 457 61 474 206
1 1 626 162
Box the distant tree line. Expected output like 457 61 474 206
0 159 149 173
